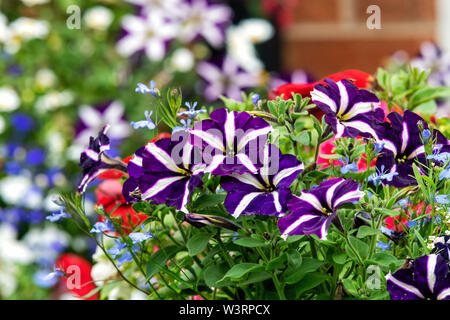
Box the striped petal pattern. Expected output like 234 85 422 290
190 108 272 176
278 178 364 240
78 125 127 193
311 78 384 140
122 137 205 213
221 144 303 218
376 110 450 188
387 254 450 300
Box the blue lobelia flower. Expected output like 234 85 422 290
440 167 450 181
310 78 384 140
435 194 450 205
46 209 71 222
339 156 358 175
130 110 156 130
129 224 154 244
107 239 128 259
368 164 399 186
189 108 272 176
122 136 206 213
386 254 450 300
251 94 261 107
116 244 141 267
11 113 34 133
135 80 159 97
90 220 115 234
377 240 392 251
172 118 192 133
376 110 450 188
422 129 432 145
26 148 45 166
427 145 450 163
78 125 128 193
177 102 206 119
221 144 304 218
278 178 364 240
373 142 385 155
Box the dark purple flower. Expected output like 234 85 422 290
78 125 127 193
189 108 272 176
123 135 206 212
387 254 450 300
221 144 304 218
278 178 364 240
376 110 450 188
311 78 383 140
432 236 450 261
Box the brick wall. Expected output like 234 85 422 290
281 0 436 78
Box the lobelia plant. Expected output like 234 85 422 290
56 71 450 300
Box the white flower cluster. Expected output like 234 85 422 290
0 12 49 54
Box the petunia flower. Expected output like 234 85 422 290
386 254 450 300
176 0 232 48
278 178 364 240
78 126 128 193
220 144 304 218
189 108 272 176
376 110 450 188
197 56 259 101
122 136 206 213
311 78 383 140
116 11 178 61
130 110 156 130
431 236 450 261
183 212 241 232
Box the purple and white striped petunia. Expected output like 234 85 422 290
189 108 272 176
221 144 304 218
278 178 364 240
432 236 450 261
78 126 128 193
376 110 450 188
122 136 205 213
197 56 259 101
176 0 232 48
387 254 450 300
311 78 384 140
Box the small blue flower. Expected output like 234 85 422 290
373 142 384 155
397 197 409 207
129 224 154 244
90 220 115 234
380 226 394 237
377 240 392 251
251 94 260 107
11 113 34 133
46 209 70 222
368 164 398 186
172 118 192 133
339 157 358 175
435 194 450 205
25 148 45 166
107 239 127 259
130 110 156 130
177 102 206 119
422 129 431 145
135 80 159 97
439 167 450 180
427 145 450 163
116 245 141 267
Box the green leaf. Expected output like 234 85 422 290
342 278 358 297
203 263 228 287
286 249 302 268
220 263 264 281
295 272 329 298
192 194 226 210
356 226 379 239
238 271 272 286
332 252 347 265
368 252 402 268
410 86 450 109
283 258 322 285
187 233 212 256
348 236 369 261
233 237 267 247
146 246 179 279
266 253 287 271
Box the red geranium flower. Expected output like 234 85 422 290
96 179 149 234
55 253 98 300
